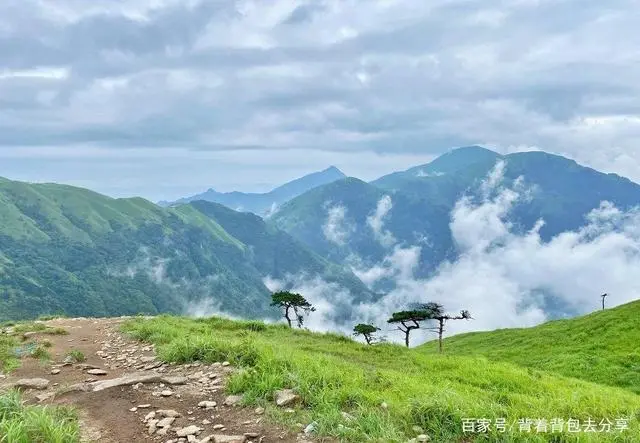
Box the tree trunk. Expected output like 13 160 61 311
405 331 410 348
438 320 444 353
284 306 292 328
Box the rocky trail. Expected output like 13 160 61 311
0 317 309 443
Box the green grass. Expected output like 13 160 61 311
30 345 51 362
9 322 67 338
64 350 85 363
0 335 20 373
419 300 640 394
123 316 640 442
0 390 79 443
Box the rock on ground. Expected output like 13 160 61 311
275 389 299 407
14 378 50 390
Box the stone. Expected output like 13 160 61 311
175 425 202 437
161 390 174 397
198 401 217 409
144 411 156 421
50 369 61 375
223 395 243 406
221 362 230 367
243 433 259 439
14 378 50 390
157 417 176 428
275 389 299 407
130 407 138 412
138 404 152 408
88 374 187 392
254 407 264 415
36 392 54 402
157 409 181 418
87 369 108 376
304 422 317 434
417 435 430 442
212 436 246 443
213 425 225 430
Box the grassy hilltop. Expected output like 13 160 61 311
122 305 640 443
419 299 640 394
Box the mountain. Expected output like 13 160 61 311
271 146 640 293
419 299 640 394
373 146 640 238
271 177 454 286
160 166 346 216
0 177 371 321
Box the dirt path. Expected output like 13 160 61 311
1 317 307 443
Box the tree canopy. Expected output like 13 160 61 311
270 291 316 328
353 323 381 345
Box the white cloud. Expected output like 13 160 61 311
367 195 396 247
2 0 640 195
273 165 640 347
0 67 70 80
322 203 354 246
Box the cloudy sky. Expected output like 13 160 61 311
1 0 639 201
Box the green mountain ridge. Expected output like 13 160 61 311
0 177 370 321
271 177 454 280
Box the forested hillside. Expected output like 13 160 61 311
0 178 370 321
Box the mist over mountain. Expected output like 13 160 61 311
270 146 640 332
160 166 346 217
272 146 640 272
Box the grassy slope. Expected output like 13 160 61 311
419 300 640 394
0 178 232 245
0 390 79 443
123 316 640 443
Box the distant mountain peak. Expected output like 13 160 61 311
161 166 348 214
446 145 499 156
322 165 345 174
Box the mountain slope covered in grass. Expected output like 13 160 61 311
162 166 346 216
123 314 640 442
0 177 370 321
419 299 640 394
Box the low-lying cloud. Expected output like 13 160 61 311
265 163 640 346
367 195 396 248
322 203 354 246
